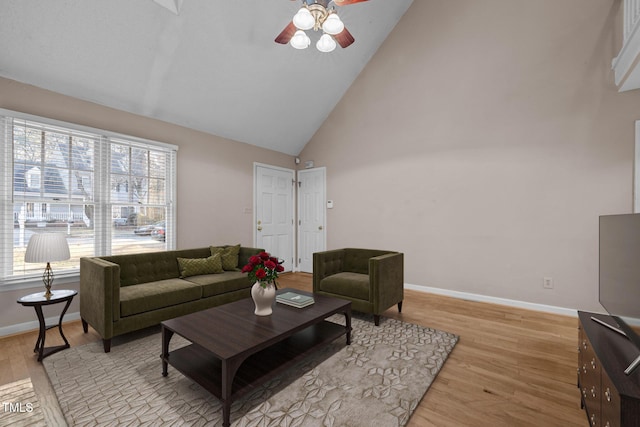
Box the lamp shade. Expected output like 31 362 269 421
25 233 70 263
317 33 337 52
322 13 344 35
290 30 311 49
293 7 315 31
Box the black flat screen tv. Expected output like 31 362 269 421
599 213 640 375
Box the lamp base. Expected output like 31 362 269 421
43 262 54 300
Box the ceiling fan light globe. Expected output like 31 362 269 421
322 13 344 35
291 30 311 49
317 33 337 53
293 7 315 30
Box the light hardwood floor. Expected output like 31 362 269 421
1 273 588 426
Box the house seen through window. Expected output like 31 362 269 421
0 112 177 285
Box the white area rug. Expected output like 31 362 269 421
44 314 458 426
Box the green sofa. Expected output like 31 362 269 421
313 248 404 326
80 245 263 352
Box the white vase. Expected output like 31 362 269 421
251 281 276 316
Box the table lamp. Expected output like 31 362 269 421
24 233 71 299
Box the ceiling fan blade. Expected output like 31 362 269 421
334 27 355 48
333 0 369 6
275 21 297 44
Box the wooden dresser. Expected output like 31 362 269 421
578 311 640 427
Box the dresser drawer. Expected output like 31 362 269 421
601 369 620 427
578 312 640 427
580 333 600 423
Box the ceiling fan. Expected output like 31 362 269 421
275 0 369 52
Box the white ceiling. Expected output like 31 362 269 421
0 0 413 155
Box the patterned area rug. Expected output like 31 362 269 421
43 315 458 426
0 378 46 427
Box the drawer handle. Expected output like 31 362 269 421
591 413 596 425
605 422 611 427
582 387 587 398
583 339 588 350
605 387 611 402
591 386 597 398
591 358 597 370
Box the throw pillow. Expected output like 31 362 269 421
177 254 223 278
210 244 241 271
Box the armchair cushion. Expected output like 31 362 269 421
344 249 389 274
318 272 370 300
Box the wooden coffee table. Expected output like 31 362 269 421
160 289 351 427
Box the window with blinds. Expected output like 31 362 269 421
0 111 177 287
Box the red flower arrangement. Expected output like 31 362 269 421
241 251 285 288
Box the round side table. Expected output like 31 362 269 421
17 289 78 362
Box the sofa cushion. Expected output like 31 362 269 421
210 244 241 271
183 271 252 297
177 254 223 278
102 247 211 286
119 279 203 317
319 272 370 300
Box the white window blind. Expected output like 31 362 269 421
0 111 177 287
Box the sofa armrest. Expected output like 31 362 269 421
370 252 404 313
313 249 346 292
80 257 121 340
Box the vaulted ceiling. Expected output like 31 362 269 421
0 0 413 155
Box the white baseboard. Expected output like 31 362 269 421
0 311 80 337
404 283 578 317
0 286 577 337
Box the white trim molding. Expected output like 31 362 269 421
0 286 581 337
0 311 80 337
612 0 640 91
404 283 579 317
635 120 640 213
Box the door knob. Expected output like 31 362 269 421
318 225 323 230
257 226 262 231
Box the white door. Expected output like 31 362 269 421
298 167 326 273
254 164 295 272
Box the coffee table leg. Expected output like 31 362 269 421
161 327 174 377
221 359 231 427
221 357 245 427
344 308 352 345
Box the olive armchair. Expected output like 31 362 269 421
313 248 404 326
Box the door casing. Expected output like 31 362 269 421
297 167 326 273
253 163 296 271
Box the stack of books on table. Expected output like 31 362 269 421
276 291 315 308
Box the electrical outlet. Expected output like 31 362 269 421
543 277 553 289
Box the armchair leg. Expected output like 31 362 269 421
103 339 111 353
398 301 403 313
374 315 380 326
81 318 88 333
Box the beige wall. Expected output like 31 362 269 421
1 0 636 332
0 77 293 331
299 0 638 312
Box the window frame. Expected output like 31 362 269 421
0 109 178 291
